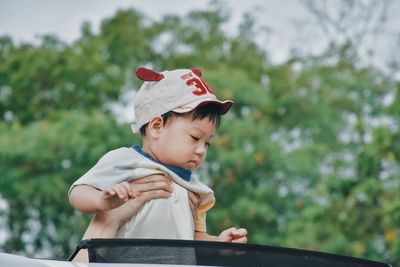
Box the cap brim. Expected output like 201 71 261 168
173 99 234 115
131 122 140 134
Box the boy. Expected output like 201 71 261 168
69 67 247 242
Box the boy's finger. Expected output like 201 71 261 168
114 185 129 200
234 228 248 236
121 182 134 197
225 227 238 233
232 236 248 243
104 188 116 195
102 189 116 199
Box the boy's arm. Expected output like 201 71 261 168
188 192 247 243
69 183 132 213
195 228 248 243
69 184 111 213
69 175 174 213
194 231 217 241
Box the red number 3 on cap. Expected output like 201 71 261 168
187 78 215 96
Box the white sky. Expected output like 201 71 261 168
0 0 315 63
0 0 399 67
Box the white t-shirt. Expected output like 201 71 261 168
69 146 215 239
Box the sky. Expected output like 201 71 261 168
0 0 399 68
0 0 315 64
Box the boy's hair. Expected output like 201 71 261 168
140 102 222 136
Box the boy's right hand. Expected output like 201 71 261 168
101 182 134 210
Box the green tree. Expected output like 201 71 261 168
0 3 398 265
0 111 140 256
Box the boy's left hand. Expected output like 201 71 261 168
217 227 248 243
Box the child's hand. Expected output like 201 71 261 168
217 227 248 243
100 182 134 210
103 182 133 200
100 175 174 211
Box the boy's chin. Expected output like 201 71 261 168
183 166 195 172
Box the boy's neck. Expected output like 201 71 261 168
141 142 160 162
134 144 192 182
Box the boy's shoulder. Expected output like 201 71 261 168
98 147 138 163
108 146 133 154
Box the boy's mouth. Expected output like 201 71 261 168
188 160 200 168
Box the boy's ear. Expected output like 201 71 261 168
147 116 164 139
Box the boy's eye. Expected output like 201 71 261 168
190 135 199 141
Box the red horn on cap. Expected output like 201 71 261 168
136 67 164 81
191 68 202 77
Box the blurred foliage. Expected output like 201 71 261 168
0 2 399 265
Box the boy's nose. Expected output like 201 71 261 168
195 143 207 154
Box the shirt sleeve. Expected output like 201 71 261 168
194 199 215 232
68 148 165 195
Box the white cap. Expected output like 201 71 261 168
131 67 234 133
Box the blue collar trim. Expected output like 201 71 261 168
132 145 192 182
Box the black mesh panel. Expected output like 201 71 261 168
71 239 391 267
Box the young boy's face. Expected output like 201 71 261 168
153 114 217 171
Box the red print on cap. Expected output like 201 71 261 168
136 67 164 81
190 68 202 77
188 68 214 96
